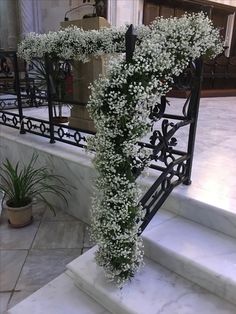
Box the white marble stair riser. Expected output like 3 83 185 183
2 122 236 240
161 188 236 239
66 247 236 314
142 215 236 305
0 128 176 226
138 166 236 241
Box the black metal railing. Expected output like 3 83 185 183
125 26 202 234
0 25 202 234
0 51 95 147
0 51 48 110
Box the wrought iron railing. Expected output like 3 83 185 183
0 26 202 234
138 59 202 233
0 51 95 146
0 51 47 110
125 27 202 233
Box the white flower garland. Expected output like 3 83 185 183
18 24 148 62
18 13 223 286
87 13 222 286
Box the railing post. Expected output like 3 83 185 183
44 53 55 144
125 24 137 62
183 58 203 185
13 52 25 134
183 7 210 185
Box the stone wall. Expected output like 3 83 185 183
0 126 96 224
0 126 153 224
40 0 95 33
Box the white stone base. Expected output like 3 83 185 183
9 247 236 314
7 273 109 314
1 125 236 241
0 125 95 224
143 212 236 305
162 187 236 239
66 247 236 314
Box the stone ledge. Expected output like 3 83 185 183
66 247 236 314
143 215 236 305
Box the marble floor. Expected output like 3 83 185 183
143 96 236 214
0 203 93 314
178 96 236 212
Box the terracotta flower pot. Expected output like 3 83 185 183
6 201 33 228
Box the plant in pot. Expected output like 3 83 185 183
0 154 70 228
28 59 72 123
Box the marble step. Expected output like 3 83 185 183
161 187 236 239
7 273 110 314
140 173 236 239
142 212 236 305
66 246 236 314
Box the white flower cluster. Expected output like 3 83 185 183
18 24 149 62
87 13 222 285
18 13 223 286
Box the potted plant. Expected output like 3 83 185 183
28 59 71 123
0 154 70 227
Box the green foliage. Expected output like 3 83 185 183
29 59 68 117
0 154 70 212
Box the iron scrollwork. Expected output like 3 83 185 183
149 96 166 122
173 61 196 90
138 58 202 234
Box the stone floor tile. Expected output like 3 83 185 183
0 250 28 291
0 292 11 314
7 290 34 310
32 203 46 221
42 207 76 222
0 221 40 250
15 249 81 291
32 221 84 249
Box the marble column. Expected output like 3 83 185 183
6 0 19 50
0 0 6 49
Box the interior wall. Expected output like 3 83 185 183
111 0 143 26
143 0 236 93
143 0 236 56
39 0 143 32
40 0 96 33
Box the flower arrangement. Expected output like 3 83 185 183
18 25 140 62
18 13 223 286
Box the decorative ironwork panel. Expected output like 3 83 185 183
138 59 203 234
0 109 93 148
0 111 21 128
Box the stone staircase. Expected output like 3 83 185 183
8 194 236 314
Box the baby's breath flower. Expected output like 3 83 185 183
18 13 223 286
